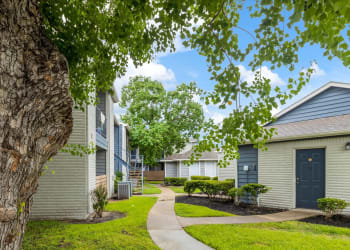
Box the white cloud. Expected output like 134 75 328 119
271 107 281 116
302 62 325 78
238 65 285 86
212 112 225 124
114 59 176 94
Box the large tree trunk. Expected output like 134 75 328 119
0 0 73 249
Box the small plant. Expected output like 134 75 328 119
91 185 108 218
114 171 123 193
191 176 211 180
241 183 270 205
228 187 245 206
318 198 348 217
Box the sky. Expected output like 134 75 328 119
113 6 349 124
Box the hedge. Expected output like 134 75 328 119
184 180 235 199
191 176 211 180
164 177 187 186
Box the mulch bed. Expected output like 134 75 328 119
299 214 350 229
175 195 285 216
66 211 126 224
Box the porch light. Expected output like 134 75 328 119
243 165 249 171
346 142 350 151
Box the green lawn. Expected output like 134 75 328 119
143 183 161 194
185 221 350 249
175 203 234 217
23 197 159 249
168 186 201 194
146 181 164 184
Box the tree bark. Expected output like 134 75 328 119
0 0 73 249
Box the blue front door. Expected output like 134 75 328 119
296 149 325 209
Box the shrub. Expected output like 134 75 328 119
114 171 123 193
91 185 108 218
225 179 235 186
318 198 349 217
228 187 245 205
218 181 235 196
241 183 270 205
116 171 123 179
191 176 211 180
164 177 187 186
184 180 235 199
184 180 201 196
212 176 218 180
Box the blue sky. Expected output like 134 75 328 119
114 7 349 123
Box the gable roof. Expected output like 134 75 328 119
265 114 350 142
273 82 350 120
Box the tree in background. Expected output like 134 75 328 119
120 76 204 166
0 0 349 248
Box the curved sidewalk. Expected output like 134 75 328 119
178 208 321 227
147 187 211 250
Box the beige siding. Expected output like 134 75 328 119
259 136 350 214
31 108 88 219
218 159 237 182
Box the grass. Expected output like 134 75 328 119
168 186 201 194
23 197 159 250
146 180 163 184
143 183 161 194
185 221 350 249
175 203 234 217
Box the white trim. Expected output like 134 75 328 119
164 161 167 177
114 115 120 125
179 161 181 178
273 82 350 120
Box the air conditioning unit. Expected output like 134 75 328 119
118 181 132 200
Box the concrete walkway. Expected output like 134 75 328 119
147 187 212 250
148 187 320 249
178 208 321 227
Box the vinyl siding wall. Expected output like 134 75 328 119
165 162 178 177
271 87 350 125
96 150 106 176
31 108 89 219
180 162 190 178
164 160 236 180
237 146 258 188
200 162 205 176
218 155 237 182
258 135 350 214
